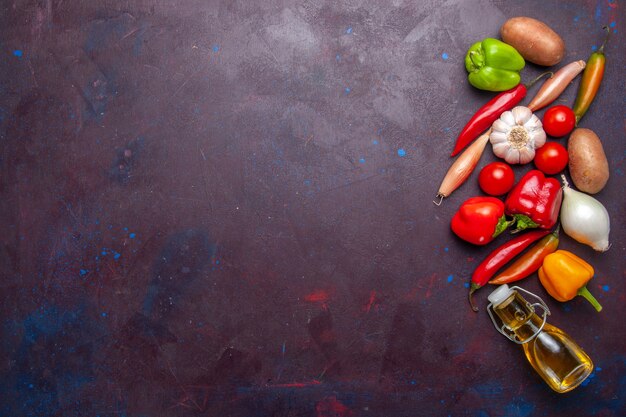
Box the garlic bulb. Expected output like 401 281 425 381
560 176 611 252
490 106 546 164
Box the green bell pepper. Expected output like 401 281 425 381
465 38 525 92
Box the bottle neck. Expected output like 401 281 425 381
493 292 544 343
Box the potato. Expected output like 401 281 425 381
500 17 565 66
567 128 609 194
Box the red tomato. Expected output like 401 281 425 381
478 162 515 196
542 105 576 137
534 142 568 175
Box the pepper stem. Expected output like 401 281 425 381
510 214 539 233
468 283 480 312
469 51 482 69
598 25 611 54
577 286 603 312
524 71 553 89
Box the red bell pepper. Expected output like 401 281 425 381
504 170 563 232
451 197 512 245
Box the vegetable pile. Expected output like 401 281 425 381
435 17 614 313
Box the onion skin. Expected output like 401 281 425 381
560 178 610 252
435 130 490 205
527 60 586 112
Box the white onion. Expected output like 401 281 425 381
560 176 611 252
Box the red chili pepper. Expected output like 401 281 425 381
450 197 511 246
504 170 563 232
451 73 550 157
573 26 610 125
489 226 560 285
468 229 550 311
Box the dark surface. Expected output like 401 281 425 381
1 1 624 416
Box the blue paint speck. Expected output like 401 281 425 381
591 45 598 51
444 247 449 252
101 312 107 317
602 285 610 292
610 21 616 28
101 250 107 256
447 275 453 283
212 44 220 52
79 269 89 277
304 179 311 186
463 282 470 289
13 49 23 57
345 26 353 34
581 372 595 386
344 87 351 94
28 383 34 389
441 52 449 60
123 227 128 231
359 157 366 164
397 148 406 157
129 233 136 239
335 54 341 62
113 252 121 260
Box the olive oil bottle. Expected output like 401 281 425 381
487 285 593 393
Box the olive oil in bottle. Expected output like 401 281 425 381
487 285 593 393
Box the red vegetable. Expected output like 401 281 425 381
450 197 511 246
451 73 550 157
478 162 515 196
468 230 550 311
489 227 560 285
534 142 569 175
542 105 576 137
505 170 563 232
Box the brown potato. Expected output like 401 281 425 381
567 128 609 194
500 17 565 66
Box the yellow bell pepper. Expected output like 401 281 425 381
538 250 602 312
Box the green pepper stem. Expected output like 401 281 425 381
598 25 611 54
469 51 481 69
578 286 603 312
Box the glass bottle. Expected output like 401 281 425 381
487 284 593 393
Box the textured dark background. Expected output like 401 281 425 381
1 1 624 416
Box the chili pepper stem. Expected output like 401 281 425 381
469 283 481 312
577 286 603 312
598 25 611 54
